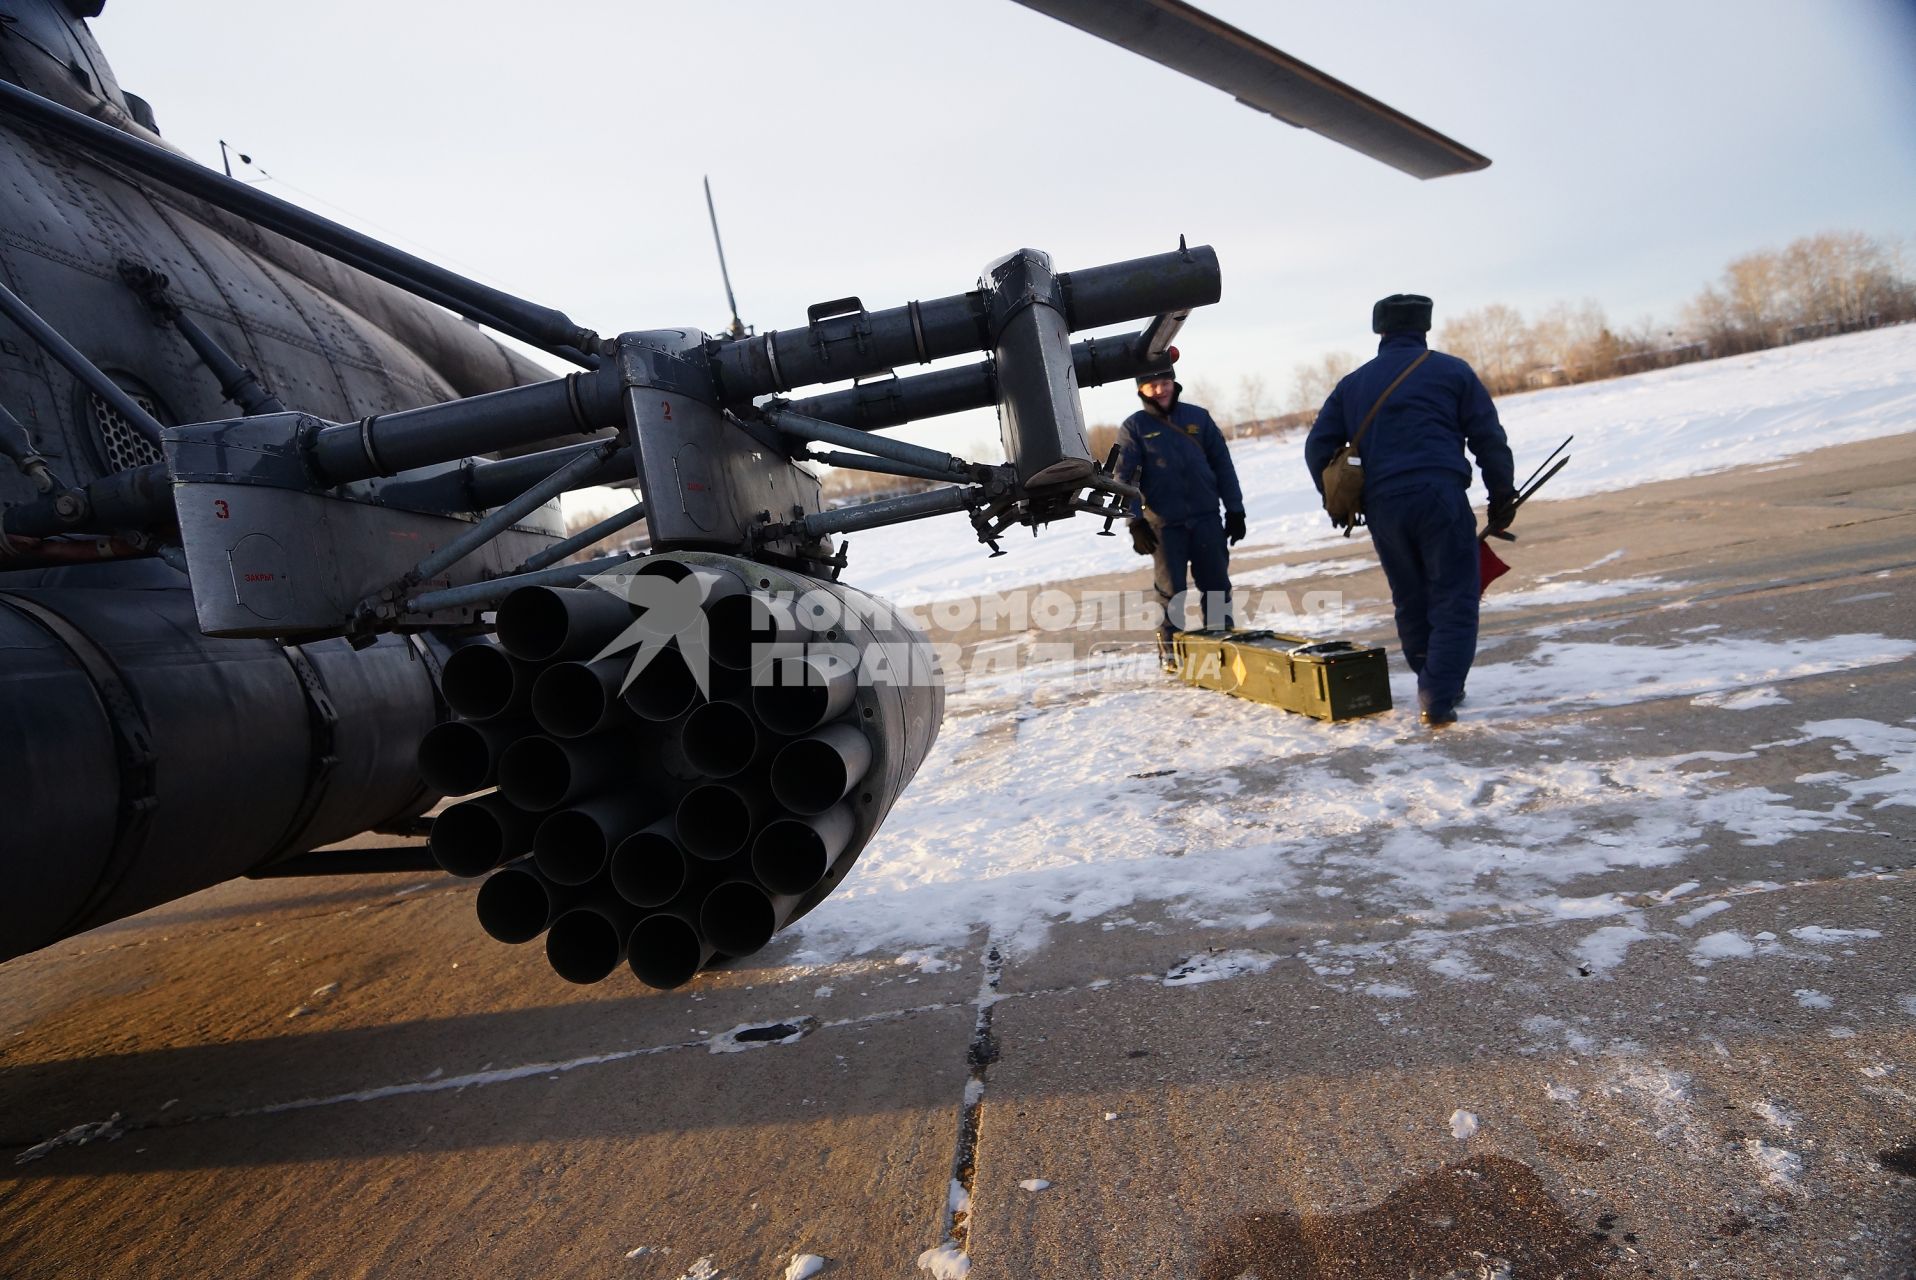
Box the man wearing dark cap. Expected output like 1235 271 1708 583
1117 353 1246 663
1304 295 1516 727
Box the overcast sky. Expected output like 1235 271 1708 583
92 0 1916 466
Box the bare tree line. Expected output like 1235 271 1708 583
1680 230 1912 356
1436 229 1914 397
1434 299 1654 395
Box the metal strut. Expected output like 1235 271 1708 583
413 443 613 580
516 500 648 573
802 449 963 487
0 400 58 492
403 552 637 615
119 261 286 415
765 408 974 480
365 439 620 623
0 279 166 447
769 485 980 541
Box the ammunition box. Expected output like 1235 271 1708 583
1171 628 1393 721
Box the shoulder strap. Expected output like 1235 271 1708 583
1351 349 1431 455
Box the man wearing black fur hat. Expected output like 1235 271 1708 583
1116 350 1246 663
1304 295 1516 727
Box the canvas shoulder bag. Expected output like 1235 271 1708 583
1320 349 1430 535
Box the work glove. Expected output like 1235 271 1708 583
1128 518 1158 557
1485 492 1518 536
1224 510 1246 546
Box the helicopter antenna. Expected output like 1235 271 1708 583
703 175 748 339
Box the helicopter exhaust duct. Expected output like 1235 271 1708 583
427 553 942 988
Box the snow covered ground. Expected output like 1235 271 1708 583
841 324 1916 604
787 601 1914 975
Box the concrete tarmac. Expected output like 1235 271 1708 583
2 434 1912 1278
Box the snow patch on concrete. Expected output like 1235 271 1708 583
1743 1138 1804 1189
12 1113 123 1166
1690 931 1755 964
1576 924 1653 975
1692 686 1790 710
1788 925 1883 945
1674 899 1732 928
916 1241 970 1279
1484 577 1681 612
1159 950 1280 986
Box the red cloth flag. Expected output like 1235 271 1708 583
1478 540 1510 596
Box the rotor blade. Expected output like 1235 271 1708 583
703 176 745 336
1010 0 1490 179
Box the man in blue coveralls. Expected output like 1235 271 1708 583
1117 352 1246 666
1305 294 1517 727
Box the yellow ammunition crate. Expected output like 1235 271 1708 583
1171 628 1393 721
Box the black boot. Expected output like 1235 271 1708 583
1418 687 1460 728
1156 632 1180 674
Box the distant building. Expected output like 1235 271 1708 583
1525 366 1568 389
1613 340 1709 376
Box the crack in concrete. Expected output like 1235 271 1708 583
920 940 1003 1276
6 869 1901 1158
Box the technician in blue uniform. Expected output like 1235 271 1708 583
1117 353 1246 658
1305 295 1516 727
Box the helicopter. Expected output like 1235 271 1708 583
0 0 1487 988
